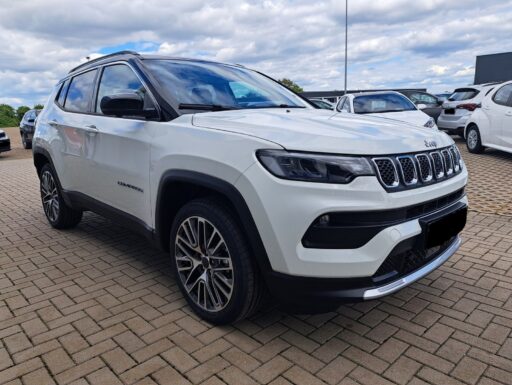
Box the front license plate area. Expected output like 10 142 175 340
421 206 467 248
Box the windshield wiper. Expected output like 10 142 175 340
250 104 306 109
178 103 240 111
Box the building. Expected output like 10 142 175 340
474 52 512 84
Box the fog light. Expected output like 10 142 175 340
318 214 330 226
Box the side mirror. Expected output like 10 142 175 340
416 103 427 110
100 93 157 118
27 119 35 123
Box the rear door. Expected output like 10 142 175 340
491 84 512 147
78 63 157 225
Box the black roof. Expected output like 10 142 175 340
68 50 238 74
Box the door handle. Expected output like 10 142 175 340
506 111 512 116
83 124 99 133
48 120 59 127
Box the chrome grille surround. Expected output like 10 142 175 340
396 156 418 186
372 145 463 191
372 158 399 188
415 154 433 182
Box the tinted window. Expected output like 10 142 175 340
340 98 350 112
408 92 437 104
448 88 478 101
353 94 416 114
64 70 97 113
56 79 70 107
96 64 154 114
492 84 512 106
144 60 307 110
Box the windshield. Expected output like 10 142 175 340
144 59 308 110
448 88 479 101
353 93 416 114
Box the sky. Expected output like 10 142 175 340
1 0 512 107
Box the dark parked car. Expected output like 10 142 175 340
19 109 41 149
399 90 443 122
0 129 11 154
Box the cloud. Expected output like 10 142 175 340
0 0 511 106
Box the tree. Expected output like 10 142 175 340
34 104 44 110
16 106 30 121
278 78 304 93
0 104 18 128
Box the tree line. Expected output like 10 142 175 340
0 104 44 128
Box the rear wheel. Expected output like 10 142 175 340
40 164 82 229
170 198 262 324
466 125 484 153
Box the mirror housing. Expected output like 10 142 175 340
100 93 157 119
27 119 35 123
416 103 427 110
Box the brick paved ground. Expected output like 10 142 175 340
0 140 511 385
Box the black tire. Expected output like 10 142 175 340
170 198 263 324
466 125 484 154
40 163 82 229
21 133 32 149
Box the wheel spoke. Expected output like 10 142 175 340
174 215 234 312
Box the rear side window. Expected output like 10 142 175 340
64 70 98 113
96 64 154 114
448 88 478 101
492 84 512 106
56 79 70 107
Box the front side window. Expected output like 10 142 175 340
144 59 308 110
492 84 512 106
96 64 154 114
64 70 98 113
353 94 416 114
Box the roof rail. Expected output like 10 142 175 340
69 50 140 74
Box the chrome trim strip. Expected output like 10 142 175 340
363 236 461 300
372 157 399 188
441 149 454 176
429 151 445 179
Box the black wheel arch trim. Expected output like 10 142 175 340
155 169 273 274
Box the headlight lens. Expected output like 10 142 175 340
424 117 436 128
256 149 374 183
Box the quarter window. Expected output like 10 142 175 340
492 84 512 107
96 64 154 114
341 98 351 112
64 70 98 113
56 79 70 107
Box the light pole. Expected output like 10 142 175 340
344 0 348 95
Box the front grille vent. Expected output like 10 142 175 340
372 145 463 191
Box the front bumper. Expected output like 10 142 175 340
0 138 11 153
266 235 461 311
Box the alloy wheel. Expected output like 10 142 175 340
174 216 234 312
467 129 478 150
41 170 60 222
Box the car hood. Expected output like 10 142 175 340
192 108 453 155
366 110 430 128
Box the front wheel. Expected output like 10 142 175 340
466 125 484 153
170 198 263 324
40 164 82 229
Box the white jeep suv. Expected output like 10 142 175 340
33 51 468 324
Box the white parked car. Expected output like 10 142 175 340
438 83 499 136
465 80 512 154
33 51 467 323
336 91 437 129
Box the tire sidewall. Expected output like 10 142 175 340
466 126 481 152
170 201 253 324
40 164 65 227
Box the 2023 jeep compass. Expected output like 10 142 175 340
33 51 468 324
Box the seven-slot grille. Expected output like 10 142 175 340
372 145 463 191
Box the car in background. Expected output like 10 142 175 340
435 93 452 102
399 90 443 122
438 83 499 137
19 109 41 149
309 98 334 110
336 91 437 129
0 129 11 154
465 80 512 154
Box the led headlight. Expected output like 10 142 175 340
256 149 374 184
424 117 436 129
